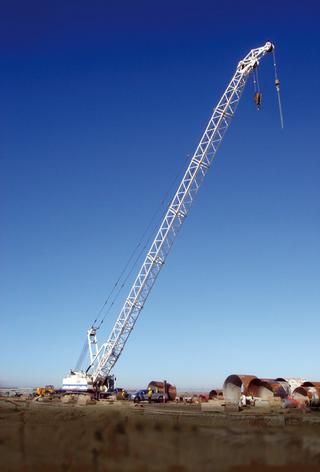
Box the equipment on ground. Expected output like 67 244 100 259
62 42 276 395
131 389 167 403
36 385 55 397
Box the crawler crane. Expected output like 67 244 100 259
62 41 276 394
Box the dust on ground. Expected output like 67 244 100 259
1 398 320 472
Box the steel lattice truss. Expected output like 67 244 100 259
87 42 274 384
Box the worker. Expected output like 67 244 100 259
121 389 126 400
240 394 247 407
147 387 153 403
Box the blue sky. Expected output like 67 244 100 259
1 1 319 389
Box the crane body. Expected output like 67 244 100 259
62 41 274 393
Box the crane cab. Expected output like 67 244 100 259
62 370 94 393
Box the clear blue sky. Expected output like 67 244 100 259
1 1 319 389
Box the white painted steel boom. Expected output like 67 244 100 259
73 42 274 387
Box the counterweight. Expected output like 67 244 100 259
63 42 274 390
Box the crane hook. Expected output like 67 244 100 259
254 91 262 110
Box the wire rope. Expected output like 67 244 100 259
75 337 89 371
91 154 190 328
96 210 170 329
75 155 190 368
272 49 284 129
252 68 258 93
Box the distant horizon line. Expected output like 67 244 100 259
0 385 221 392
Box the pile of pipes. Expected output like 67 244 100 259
223 374 320 408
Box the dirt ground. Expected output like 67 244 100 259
1 398 320 472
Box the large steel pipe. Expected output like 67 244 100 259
223 375 256 403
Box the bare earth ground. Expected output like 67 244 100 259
1 399 320 471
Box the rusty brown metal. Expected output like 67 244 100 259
209 389 224 399
191 394 208 403
292 386 308 403
223 374 320 404
292 385 320 406
246 378 288 399
275 377 306 394
260 379 288 398
246 379 272 399
301 381 320 388
270 383 287 398
310 387 320 406
147 380 176 401
274 378 290 396
223 374 257 403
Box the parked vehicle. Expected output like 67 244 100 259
131 389 168 403
100 388 129 400
150 391 168 403
131 389 148 402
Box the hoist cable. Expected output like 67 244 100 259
75 337 89 371
96 163 191 330
255 66 261 92
97 232 154 329
252 68 258 93
272 49 284 129
91 154 190 328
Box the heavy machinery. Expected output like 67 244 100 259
35 385 55 397
62 41 277 395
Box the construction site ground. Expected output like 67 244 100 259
1 398 320 471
